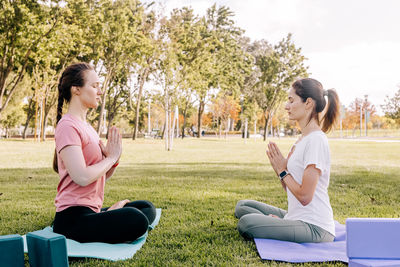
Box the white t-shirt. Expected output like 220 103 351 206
284 130 335 236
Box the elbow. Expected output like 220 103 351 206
299 195 313 206
70 176 89 187
300 199 311 206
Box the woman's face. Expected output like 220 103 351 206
79 70 102 109
285 88 308 121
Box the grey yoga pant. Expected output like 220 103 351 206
235 199 334 243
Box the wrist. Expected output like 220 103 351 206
112 161 119 168
106 156 118 166
278 170 290 181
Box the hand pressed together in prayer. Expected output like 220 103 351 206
266 142 287 175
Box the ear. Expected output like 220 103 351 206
71 86 81 96
305 97 314 110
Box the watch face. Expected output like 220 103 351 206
280 171 287 178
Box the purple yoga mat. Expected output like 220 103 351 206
254 221 348 263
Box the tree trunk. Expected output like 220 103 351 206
165 108 169 150
164 88 169 150
161 122 165 140
23 97 35 139
168 107 172 150
263 111 268 141
244 118 248 144
171 106 177 142
181 108 187 139
42 112 49 141
133 68 149 140
197 101 204 139
106 114 115 139
218 120 222 138
254 119 257 141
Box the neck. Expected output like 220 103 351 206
298 116 320 136
67 99 88 122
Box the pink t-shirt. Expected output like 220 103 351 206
54 113 105 213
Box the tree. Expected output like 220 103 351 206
165 7 205 139
131 4 158 140
153 14 180 150
105 69 130 136
210 94 240 137
0 75 29 138
251 35 308 141
94 0 147 135
382 86 400 124
193 4 251 138
0 1 60 120
343 97 376 134
239 36 259 138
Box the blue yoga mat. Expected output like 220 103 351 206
23 208 161 261
254 221 348 263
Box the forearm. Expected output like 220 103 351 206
105 164 117 179
282 174 311 206
280 180 287 191
71 157 116 186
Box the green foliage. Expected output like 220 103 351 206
0 1 312 139
0 0 60 118
382 86 400 123
242 34 308 139
253 34 308 114
0 103 24 133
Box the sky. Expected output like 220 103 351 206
160 0 400 114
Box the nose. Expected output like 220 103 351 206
97 87 103 95
285 102 290 110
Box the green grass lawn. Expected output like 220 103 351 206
1 137 400 266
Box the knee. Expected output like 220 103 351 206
234 200 249 218
124 208 149 235
237 215 254 239
126 200 156 224
138 200 156 210
140 200 156 224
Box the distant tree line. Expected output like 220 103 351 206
1 1 398 144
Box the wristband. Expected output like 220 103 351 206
112 162 119 168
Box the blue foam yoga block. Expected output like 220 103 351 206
346 218 400 259
26 229 69 267
0 234 24 267
349 259 400 267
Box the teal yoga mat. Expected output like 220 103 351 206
23 208 161 261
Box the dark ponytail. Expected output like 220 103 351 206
321 89 339 132
53 62 93 173
292 78 340 133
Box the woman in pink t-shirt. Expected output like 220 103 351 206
52 63 155 243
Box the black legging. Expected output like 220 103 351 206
53 200 156 244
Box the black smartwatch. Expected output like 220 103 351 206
279 170 290 181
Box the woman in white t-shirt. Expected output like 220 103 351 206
235 78 340 243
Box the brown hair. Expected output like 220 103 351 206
292 78 339 133
53 62 93 173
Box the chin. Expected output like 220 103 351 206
89 103 98 109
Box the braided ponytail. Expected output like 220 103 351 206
53 77 65 173
53 62 93 173
56 74 65 124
